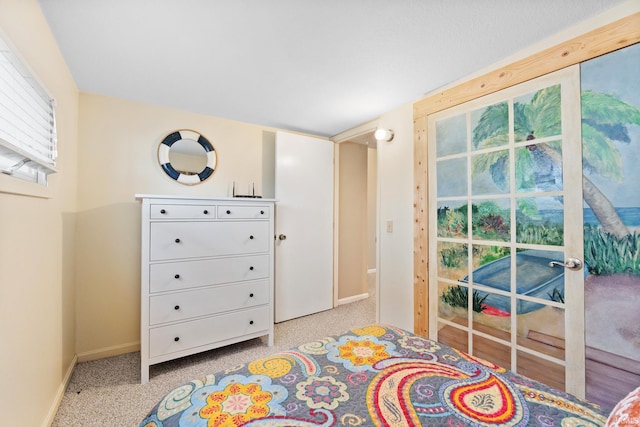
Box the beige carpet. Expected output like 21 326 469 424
52 291 375 426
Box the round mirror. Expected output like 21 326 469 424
158 130 217 185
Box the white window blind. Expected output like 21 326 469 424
0 33 57 185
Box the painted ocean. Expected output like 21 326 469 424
535 207 640 227
583 207 640 227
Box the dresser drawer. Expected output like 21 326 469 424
150 204 217 219
149 306 271 358
218 205 270 219
149 280 269 325
149 255 269 293
150 221 270 261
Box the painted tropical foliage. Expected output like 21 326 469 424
472 85 640 275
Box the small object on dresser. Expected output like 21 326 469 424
233 181 262 198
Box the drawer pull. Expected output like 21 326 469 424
175 238 181 243
160 209 167 214
249 320 254 325
203 209 209 215
249 266 254 271
249 293 254 298
226 210 231 214
174 274 180 279
260 210 264 215
174 305 180 310
174 337 180 342
249 235 254 240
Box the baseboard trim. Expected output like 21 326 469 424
338 292 369 306
77 341 140 363
43 354 77 427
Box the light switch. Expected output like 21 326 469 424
386 220 393 233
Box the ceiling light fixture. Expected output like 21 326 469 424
374 128 394 142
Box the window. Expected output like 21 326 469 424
0 32 57 186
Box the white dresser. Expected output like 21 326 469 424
136 195 275 383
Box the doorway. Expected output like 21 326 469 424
336 132 378 312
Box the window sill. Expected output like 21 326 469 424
0 173 51 199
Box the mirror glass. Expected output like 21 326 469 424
168 138 207 174
158 130 217 185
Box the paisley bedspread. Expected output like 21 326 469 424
139 324 607 426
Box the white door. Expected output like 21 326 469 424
275 131 334 322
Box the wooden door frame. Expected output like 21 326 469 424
413 11 640 336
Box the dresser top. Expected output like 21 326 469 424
135 194 276 202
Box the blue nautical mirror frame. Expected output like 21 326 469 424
158 130 217 185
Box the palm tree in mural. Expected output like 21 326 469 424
472 85 640 238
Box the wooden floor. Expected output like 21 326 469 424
439 322 640 411
438 322 566 391
586 346 640 412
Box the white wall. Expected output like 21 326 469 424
376 103 414 332
367 147 377 271
75 93 279 360
0 1 79 425
338 142 368 300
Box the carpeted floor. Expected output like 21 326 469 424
52 286 375 426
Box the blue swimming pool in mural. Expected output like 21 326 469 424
460 250 569 315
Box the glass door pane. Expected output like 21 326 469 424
429 66 585 396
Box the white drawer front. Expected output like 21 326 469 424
150 204 216 219
149 280 269 325
149 255 269 293
149 306 271 358
218 205 270 219
150 221 269 261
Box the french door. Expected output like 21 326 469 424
428 66 586 396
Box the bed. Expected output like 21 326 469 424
139 324 608 426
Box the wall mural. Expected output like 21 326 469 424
435 47 640 401
580 43 640 409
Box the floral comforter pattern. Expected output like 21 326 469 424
139 324 607 426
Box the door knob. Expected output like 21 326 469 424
278 234 287 241
548 258 583 271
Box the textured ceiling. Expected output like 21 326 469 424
38 0 625 137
